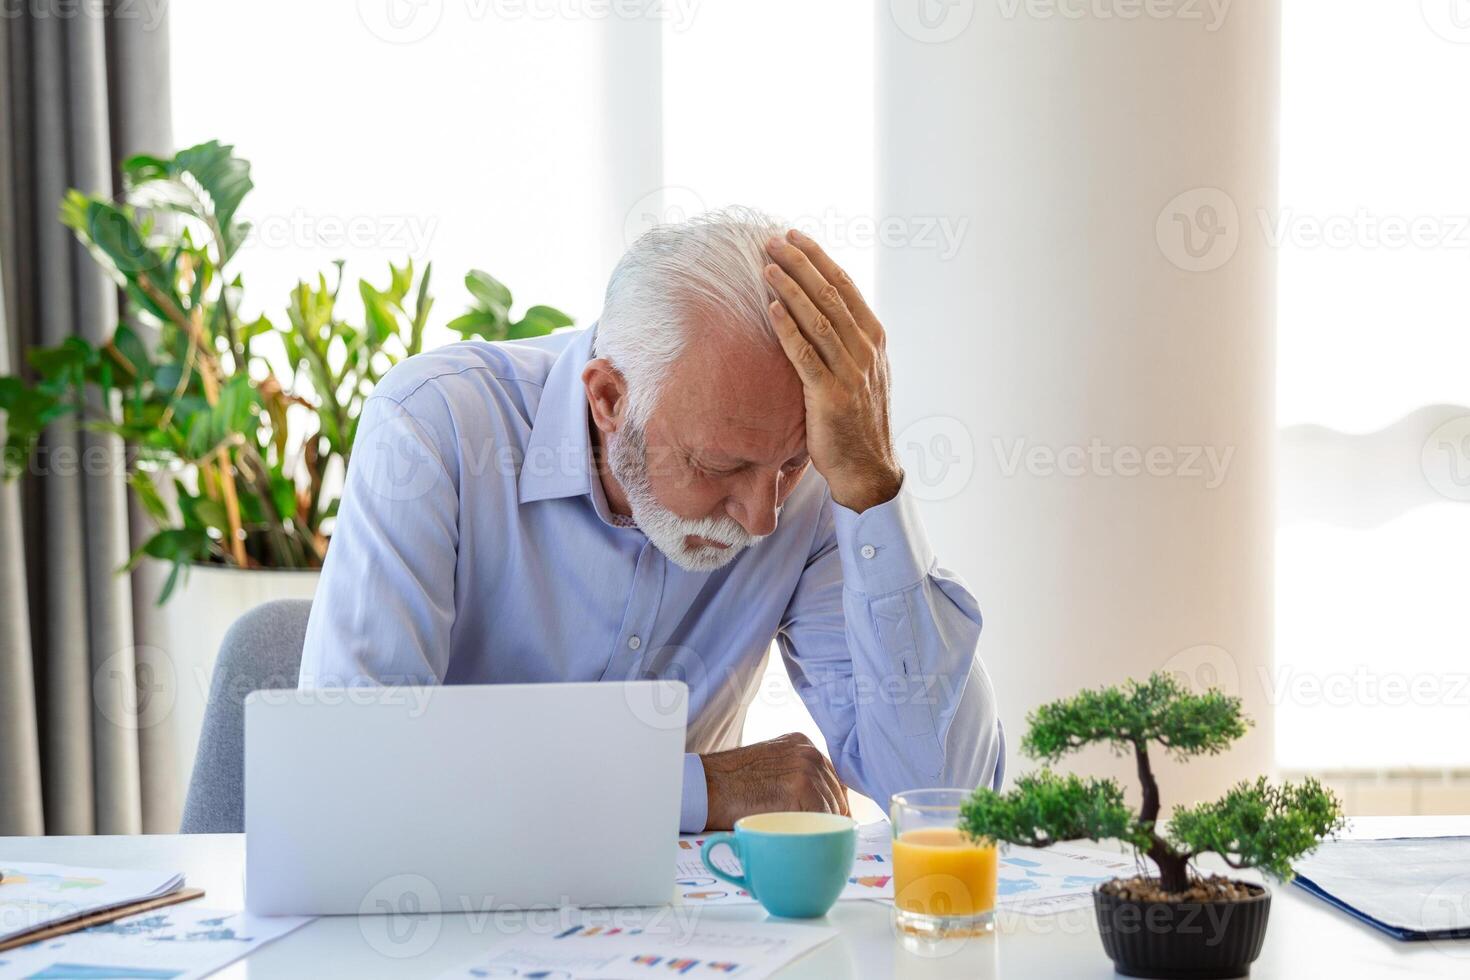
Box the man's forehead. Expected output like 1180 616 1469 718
656 329 805 461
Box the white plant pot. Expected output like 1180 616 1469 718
133 559 319 832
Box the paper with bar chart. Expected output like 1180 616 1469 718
674 821 894 907
0 904 311 979
991 842 1141 915
0 863 189 945
439 913 836 980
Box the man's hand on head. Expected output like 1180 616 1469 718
701 732 852 830
764 230 903 514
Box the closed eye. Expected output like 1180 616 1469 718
782 456 809 473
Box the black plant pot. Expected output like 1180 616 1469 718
1093 881 1271 979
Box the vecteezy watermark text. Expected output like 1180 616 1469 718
993 437 1235 489
994 0 1232 31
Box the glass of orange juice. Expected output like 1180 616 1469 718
890 788 998 945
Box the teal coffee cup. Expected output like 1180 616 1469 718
699 812 857 918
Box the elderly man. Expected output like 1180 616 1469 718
300 208 1003 832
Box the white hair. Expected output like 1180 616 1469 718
595 205 785 427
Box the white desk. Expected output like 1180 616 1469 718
3 818 1467 979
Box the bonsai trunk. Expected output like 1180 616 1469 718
1148 840 1192 894
1135 740 1193 894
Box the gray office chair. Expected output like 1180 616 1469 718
180 598 312 833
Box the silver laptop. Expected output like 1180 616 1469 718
244 681 687 915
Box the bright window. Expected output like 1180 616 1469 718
1275 0 1470 769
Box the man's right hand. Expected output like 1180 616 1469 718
701 733 852 830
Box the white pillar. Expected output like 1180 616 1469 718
877 0 1279 808
598 15 664 280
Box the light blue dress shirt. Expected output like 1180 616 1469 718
300 326 1004 831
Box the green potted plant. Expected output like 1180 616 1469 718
1 140 571 596
0 140 572 809
961 673 1344 979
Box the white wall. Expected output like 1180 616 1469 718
876 0 1280 807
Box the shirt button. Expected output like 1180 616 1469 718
628 635 642 650
860 544 877 560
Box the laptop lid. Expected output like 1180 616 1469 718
244 681 687 915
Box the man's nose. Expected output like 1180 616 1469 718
728 471 780 538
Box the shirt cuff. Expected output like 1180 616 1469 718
680 753 708 833
831 481 937 596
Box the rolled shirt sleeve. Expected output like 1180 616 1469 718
680 753 708 833
778 482 1004 812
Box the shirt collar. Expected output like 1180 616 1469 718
517 325 615 515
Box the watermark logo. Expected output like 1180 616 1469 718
1259 208 1470 251
1423 872 1470 956
358 873 443 957
1421 0 1470 43
620 643 702 732
1161 644 1240 699
358 0 445 43
791 210 970 261
93 645 176 732
1156 187 1240 273
244 209 438 255
623 186 708 246
993 437 1234 488
897 416 975 501
2 0 169 31
365 414 444 502
1422 415 1470 502
994 0 1232 31
889 0 976 43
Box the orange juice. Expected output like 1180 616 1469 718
892 827 998 916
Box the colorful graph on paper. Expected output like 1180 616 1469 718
0 906 310 980
674 822 895 906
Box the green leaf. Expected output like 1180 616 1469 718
127 470 172 524
240 314 274 342
520 304 574 329
1169 777 1345 881
152 362 184 396
1022 672 1250 764
126 140 254 262
60 194 165 279
27 338 95 380
111 323 152 378
120 153 172 184
359 281 399 346
59 193 177 322
192 497 231 534
508 304 574 339
218 373 258 435
446 309 505 341
389 261 413 304
133 526 211 565
157 561 184 604
465 269 512 311
0 378 68 479
960 770 1147 850
184 412 215 459
270 471 298 525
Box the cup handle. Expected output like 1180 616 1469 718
700 833 749 892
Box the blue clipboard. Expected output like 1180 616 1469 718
1291 837 1470 942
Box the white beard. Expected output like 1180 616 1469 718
607 424 770 573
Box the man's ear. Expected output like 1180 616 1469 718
582 358 628 436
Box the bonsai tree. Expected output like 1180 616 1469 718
961 672 1344 895
0 141 572 599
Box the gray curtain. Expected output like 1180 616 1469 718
0 3 173 835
